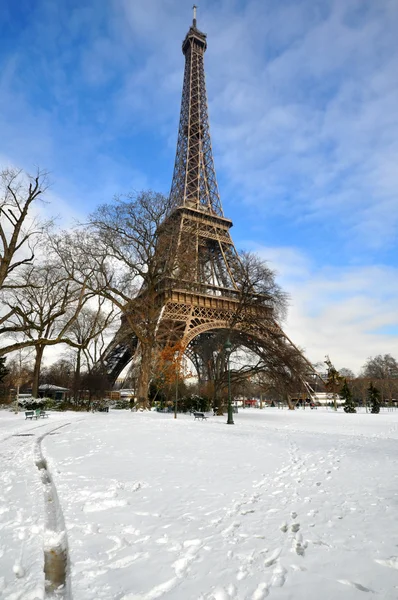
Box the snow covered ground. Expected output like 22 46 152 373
1 408 398 600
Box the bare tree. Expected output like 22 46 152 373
230 251 288 324
361 354 398 405
4 349 34 410
339 367 355 379
40 357 74 389
362 354 398 379
1 260 96 395
0 168 49 290
51 190 174 408
0 167 53 352
66 304 118 401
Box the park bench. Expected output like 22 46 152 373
193 412 207 420
24 409 49 419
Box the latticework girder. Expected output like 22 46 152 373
170 23 223 216
100 13 311 389
100 324 138 383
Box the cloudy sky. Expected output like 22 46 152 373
1 0 398 373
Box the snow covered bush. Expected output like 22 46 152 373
18 397 46 410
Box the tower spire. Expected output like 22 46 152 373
169 11 224 216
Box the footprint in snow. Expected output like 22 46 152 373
270 562 287 587
251 582 269 599
236 568 248 581
109 552 148 569
172 539 201 577
264 547 281 567
221 522 240 538
106 535 129 557
375 556 398 570
155 535 169 544
291 563 307 572
209 584 236 599
292 532 306 556
337 579 373 592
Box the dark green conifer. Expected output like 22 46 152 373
368 382 381 414
340 379 356 413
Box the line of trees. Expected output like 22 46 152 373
337 354 398 413
0 168 119 403
345 355 397 402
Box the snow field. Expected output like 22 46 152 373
1 408 398 599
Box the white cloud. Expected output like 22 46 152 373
199 0 398 248
254 244 398 373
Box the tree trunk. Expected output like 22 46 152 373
73 349 81 402
137 343 152 409
286 394 295 410
32 345 45 398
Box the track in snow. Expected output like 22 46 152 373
34 423 73 599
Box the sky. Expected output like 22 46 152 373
1 0 398 374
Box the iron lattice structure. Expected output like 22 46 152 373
169 22 223 216
161 21 242 296
101 13 311 387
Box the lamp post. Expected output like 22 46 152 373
224 338 234 425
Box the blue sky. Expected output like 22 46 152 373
1 0 398 372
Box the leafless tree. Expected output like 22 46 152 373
3 349 34 409
230 251 288 325
0 168 55 354
1 260 97 395
339 367 355 379
51 190 174 408
40 357 75 389
66 304 118 401
361 354 398 405
0 168 49 291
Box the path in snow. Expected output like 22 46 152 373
34 423 73 598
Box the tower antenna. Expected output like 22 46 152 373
193 4 197 28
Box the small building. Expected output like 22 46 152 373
38 384 69 401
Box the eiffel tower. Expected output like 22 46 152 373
102 8 310 389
